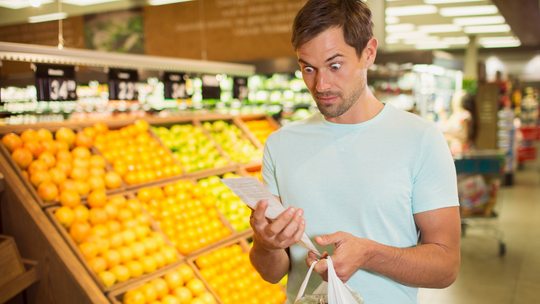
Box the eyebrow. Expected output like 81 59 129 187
297 53 344 66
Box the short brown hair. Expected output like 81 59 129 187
292 0 374 58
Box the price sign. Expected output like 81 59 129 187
233 77 248 100
201 74 221 100
109 69 139 101
164 72 189 99
35 64 77 101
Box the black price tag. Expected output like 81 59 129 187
201 74 221 100
164 72 188 99
233 77 248 100
109 69 139 101
35 64 77 101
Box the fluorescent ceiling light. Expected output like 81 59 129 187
482 41 521 48
386 16 400 24
386 24 415 33
415 43 450 50
149 0 195 5
442 36 470 44
425 0 482 3
0 0 53 9
403 36 440 45
385 37 400 44
386 5 438 16
464 24 510 33
418 24 462 33
28 12 68 23
479 36 520 44
440 5 498 16
387 31 429 39
62 0 119 5
453 16 505 26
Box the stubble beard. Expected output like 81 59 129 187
315 85 365 118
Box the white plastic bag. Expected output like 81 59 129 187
294 256 364 304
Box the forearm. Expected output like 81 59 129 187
249 240 290 284
363 241 460 288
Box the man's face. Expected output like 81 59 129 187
297 27 368 118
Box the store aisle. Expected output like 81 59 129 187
418 166 540 304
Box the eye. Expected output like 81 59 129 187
304 66 314 73
331 63 341 70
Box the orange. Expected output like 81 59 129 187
49 167 67 185
141 256 157 274
126 199 142 214
96 238 111 255
118 208 134 222
118 246 134 263
20 129 37 143
134 120 149 133
186 279 205 297
54 139 70 151
73 205 90 222
37 181 59 202
60 190 81 208
55 161 72 176
164 271 184 290
89 257 107 273
2 133 23 152
123 290 146 304
40 139 58 155
89 208 108 225
126 260 144 278
133 226 150 240
72 157 90 168
122 230 136 246
191 298 207 304
124 172 138 185
79 242 98 260
28 160 49 176
89 167 106 177
55 128 76 148
23 140 42 158
88 189 107 208
70 221 92 243
161 295 181 304
94 122 109 134
72 146 91 159
109 233 123 249
89 155 106 168
36 128 53 142
91 224 109 239
113 164 128 177
106 220 122 234
98 271 116 287
140 283 158 303
56 150 73 163
30 170 51 187
198 292 215 304
75 132 93 148
59 179 78 193
104 204 119 221
178 264 194 283
11 148 33 169
137 188 152 202
87 175 105 191
173 286 192 303
161 246 178 264
103 249 121 269
150 278 169 300
55 206 75 228
130 242 146 260
152 252 166 269
75 180 90 195
110 265 130 283
83 126 96 139
109 195 127 207
70 167 89 181
104 171 122 189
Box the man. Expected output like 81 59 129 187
249 0 461 303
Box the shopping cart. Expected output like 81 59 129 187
454 151 506 256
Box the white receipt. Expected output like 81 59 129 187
221 177 321 256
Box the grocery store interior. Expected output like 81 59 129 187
0 0 539 304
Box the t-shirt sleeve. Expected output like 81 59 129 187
412 125 459 214
262 131 280 197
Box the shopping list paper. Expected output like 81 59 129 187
221 177 321 256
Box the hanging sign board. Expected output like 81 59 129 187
35 64 77 101
233 77 248 100
164 72 188 99
108 69 139 101
201 74 221 100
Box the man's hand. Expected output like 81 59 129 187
250 200 306 252
305 232 374 283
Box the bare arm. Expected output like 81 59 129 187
307 206 461 288
249 196 306 284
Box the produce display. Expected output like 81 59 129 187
120 264 216 304
1 124 122 202
195 243 287 304
95 120 182 185
152 124 229 173
198 173 251 232
247 169 262 182
202 120 262 164
243 119 276 145
137 180 232 255
53 191 178 287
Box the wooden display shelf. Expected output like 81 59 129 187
44 191 184 294
0 235 26 288
236 114 280 150
0 259 40 304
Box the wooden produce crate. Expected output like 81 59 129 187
197 117 263 168
148 119 238 181
0 235 26 288
236 114 281 149
0 126 126 208
188 237 287 304
0 259 40 304
107 262 217 304
45 192 184 293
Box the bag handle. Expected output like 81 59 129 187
294 259 319 302
327 257 359 304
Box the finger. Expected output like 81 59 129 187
313 259 328 281
315 232 343 246
276 209 304 242
250 200 268 230
265 206 297 235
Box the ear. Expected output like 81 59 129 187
362 38 378 68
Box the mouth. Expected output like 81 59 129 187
317 96 338 104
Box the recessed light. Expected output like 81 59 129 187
439 5 498 17
61 0 120 5
453 16 505 26
418 24 462 33
386 24 415 33
386 5 438 16
28 12 68 23
464 24 510 33
149 0 195 5
425 0 482 3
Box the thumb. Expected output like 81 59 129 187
315 232 343 246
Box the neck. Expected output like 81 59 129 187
324 86 384 124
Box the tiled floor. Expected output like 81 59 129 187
418 165 540 304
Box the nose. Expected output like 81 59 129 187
315 71 332 92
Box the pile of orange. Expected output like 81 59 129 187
243 119 276 145
196 244 286 304
1 124 122 202
136 180 231 255
54 192 178 288
94 120 182 185
121 265 215 304
247 169 262 182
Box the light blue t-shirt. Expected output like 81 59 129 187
262 103 459 304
